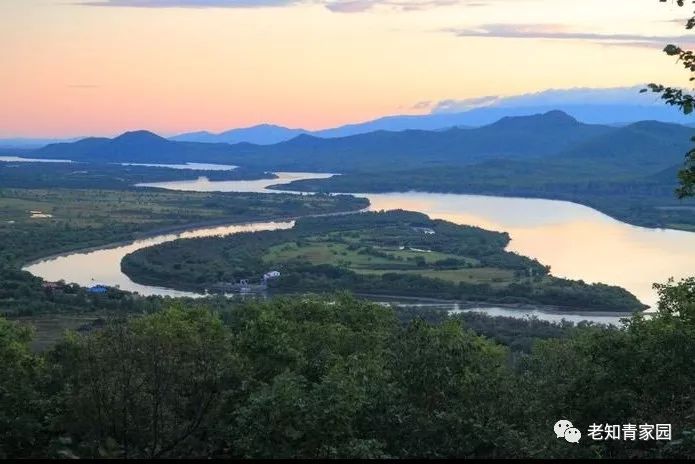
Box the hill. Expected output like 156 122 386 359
37 130 236 163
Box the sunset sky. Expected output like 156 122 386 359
1 0 693 137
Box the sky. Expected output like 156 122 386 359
1 0 694 137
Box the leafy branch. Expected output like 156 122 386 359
643 0 695 197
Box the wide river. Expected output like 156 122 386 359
24 171 695 324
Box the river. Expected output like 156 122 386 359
24 171 695 325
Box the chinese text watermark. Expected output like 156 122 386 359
554 420 672 444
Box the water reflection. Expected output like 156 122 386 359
451 307 626 326
367 192 695 308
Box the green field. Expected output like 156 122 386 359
0 188 366 232
0 188 367 266
264 239 499 284
0 188 225 229
265 242 473 267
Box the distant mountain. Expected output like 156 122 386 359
171 124 308 145
171 104 691 145
311 113 477 138
35 111 606 168
314 104 692 138
37 130 236 163
169 131 217 143
219 111 614 172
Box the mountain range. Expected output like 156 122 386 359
32 111 693 177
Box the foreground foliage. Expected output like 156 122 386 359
649 0 695 198
2 280 695 459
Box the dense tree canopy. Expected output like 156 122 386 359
2 284 695 459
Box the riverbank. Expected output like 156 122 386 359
357 293 638 316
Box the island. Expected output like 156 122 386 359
122 210 646 312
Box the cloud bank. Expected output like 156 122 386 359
427 86 666 114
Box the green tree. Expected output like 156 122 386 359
53 307 239 458
0 318 47 458
383 319 525 458
224 294 395 458
520 278 695 459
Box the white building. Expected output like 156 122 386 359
263 271 281 281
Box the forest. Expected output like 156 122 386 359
2 282 695 459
